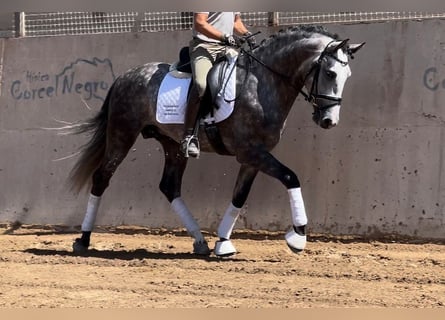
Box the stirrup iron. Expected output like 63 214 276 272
181 135 200 158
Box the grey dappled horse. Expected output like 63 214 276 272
69 25 364 256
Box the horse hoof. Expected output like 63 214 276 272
72 238 89 254
193 240 211 256
285 229 306 253
214 239 236 257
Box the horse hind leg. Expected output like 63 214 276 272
73 133 139 253
214 165 258 257
156 133 210 255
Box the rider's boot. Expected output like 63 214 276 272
181 91 201 158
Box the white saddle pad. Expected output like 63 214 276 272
156 56 237 124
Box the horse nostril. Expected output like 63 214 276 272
321 118 335 129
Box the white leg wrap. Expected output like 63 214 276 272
288 188 308 226
81 194 101 232
214 239 237 257
285 229 307 252
171 197 204 242
217 203 241 240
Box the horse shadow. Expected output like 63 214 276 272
23 247 248 262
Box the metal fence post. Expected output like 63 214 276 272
268 12 279 26
14 12 25 37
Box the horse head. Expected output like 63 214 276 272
302 38 365 129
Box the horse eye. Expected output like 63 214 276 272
326 70 337 79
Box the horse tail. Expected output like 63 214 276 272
68 82 115 194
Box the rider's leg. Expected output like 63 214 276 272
181 87 201 157
180 45 213 158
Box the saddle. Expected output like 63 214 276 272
169 46 193 75
170 46 237 110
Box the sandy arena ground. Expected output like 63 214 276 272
0 224 444 308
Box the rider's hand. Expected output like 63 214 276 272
223 34 241 47
244 31 257 49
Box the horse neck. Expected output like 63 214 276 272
252 36 326 116
258 35 329 83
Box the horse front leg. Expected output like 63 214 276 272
158 135 210 256
284 188 308 253
214 165 258 257
238 150 308 253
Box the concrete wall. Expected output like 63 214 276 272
0 13 13 31
1 19 445 239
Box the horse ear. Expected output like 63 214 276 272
326 39 349 53
347 42 366 59
347 42 366 54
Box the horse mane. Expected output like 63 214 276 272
256 25 339 51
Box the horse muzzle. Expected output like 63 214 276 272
320 118 337 129
313 104 340 129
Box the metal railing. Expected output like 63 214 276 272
1 12 445 38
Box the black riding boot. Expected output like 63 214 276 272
181 90 201 158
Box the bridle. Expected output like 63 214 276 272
299 40 349 116
241 39 350 114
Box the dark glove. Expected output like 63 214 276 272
244 31 257 49
223 34 241 47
